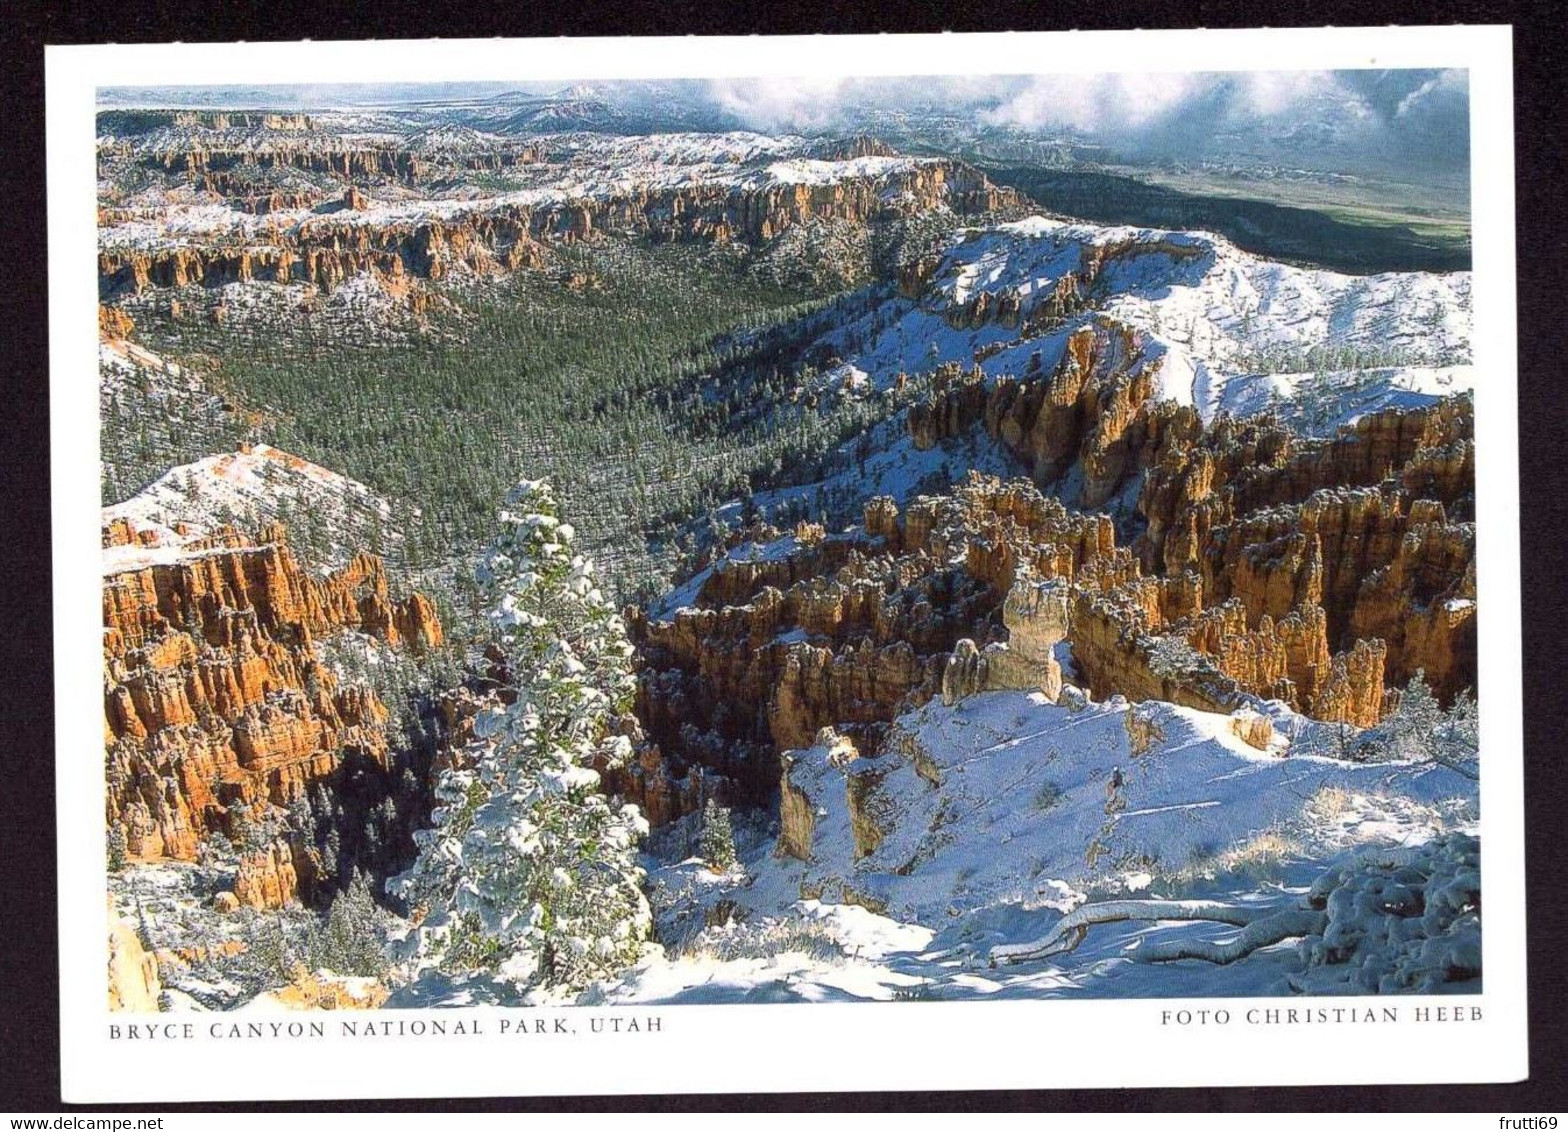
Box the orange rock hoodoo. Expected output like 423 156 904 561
908 319 1200 509
633 389 1476 820
1135 398 1476 701
630 479 1121 811
103 519 443 906
902 313 1475 702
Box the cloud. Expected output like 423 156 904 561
106 68 1468 175
980 72 1211 133
1394 68 1468 121
978 69 1371 138
703 77 854 133
698 75 1033 133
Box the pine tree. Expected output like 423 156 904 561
311 872 390 977
1384 670 1445 762
1362 670 1479 778
391 481 651 993
107 826 128 874
697 798 737 873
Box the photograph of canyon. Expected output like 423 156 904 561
98 70 1482 1013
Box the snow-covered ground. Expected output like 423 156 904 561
935 218 1468 367
588 689 1478 1004
390 688 1477 1007
97 129 946 255
1211 365 1470 436
103 441 402 574
810 217 1471 427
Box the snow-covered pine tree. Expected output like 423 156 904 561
311 872 390 978
698 797 737 873
391 480 652 994
1383 670 1445 762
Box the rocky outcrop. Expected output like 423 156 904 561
229 190 325 215
777 751 819 862
907 363 990 451
233 840 320 910
777 728 871 863
898 343 1474 717
811 135 900 160
631 477 1123 814
103 517 443 908
99 159 1021 301
935 234 1207 335
637 391 1477 806
133 136 545 186
100 110 316 135
107 906 162 1011
1137 399 1476 700
906 318 1199 509
609 741 719 830
98 212 551 299
99 303 136 340
942 579 1068 705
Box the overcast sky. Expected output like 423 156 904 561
101 69 1470 174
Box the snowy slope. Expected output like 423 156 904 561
103 442 402 574
933 218 1469 366
810 217 1471 432
597 689 1477 1004
759 691 1469 922
97 130 947 255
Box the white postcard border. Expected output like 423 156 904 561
47 26 1525 1103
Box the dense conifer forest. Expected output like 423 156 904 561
115 240 921 601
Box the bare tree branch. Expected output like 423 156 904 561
990 898 1262 965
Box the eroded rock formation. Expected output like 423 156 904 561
897 313 1475 707
107 905 162 1011
907 319 1199 509
1136 399 1476 700
636 390 1476 819
631 478 1120 811
98 213 551 299
103 516 443 906
98 158 1022 302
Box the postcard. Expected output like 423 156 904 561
46 25 1525 1102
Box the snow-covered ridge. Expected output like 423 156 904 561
102 443 398 575
798 215 1471 447
603 688 1476 1004
930 217 1470 370
540 129 809 167
98 130 948 254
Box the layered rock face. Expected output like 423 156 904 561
906 319 1199 509
100 110 316 134
1135 398 1476 701
103 516 443 907
98 157 1020 300
630 481 1117 811
98 212 551 299
97 109 543 193
636 389 1476 818
148 139 546 187
898 306 1475 714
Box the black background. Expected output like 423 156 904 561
3 0 1564 1113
